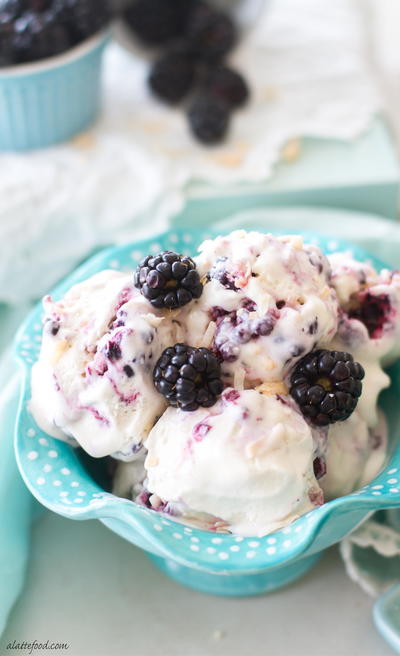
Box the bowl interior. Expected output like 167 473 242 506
14 227 400 572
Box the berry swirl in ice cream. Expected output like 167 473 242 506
30 270 180 460
30 231 399 536
182 232 339 388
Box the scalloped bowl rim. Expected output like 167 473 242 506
14 227 400 574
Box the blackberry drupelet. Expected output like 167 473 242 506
153 343 223 411
290 349 365 426
205 65 249 109
187 95 230 144
134 250 203 309
148 47 196 104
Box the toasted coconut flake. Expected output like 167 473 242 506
146 456 159 468
142 313 164 328
149 494 163 509
51 339 70 364
199 321 217 348
234 367 246 391
281 138 302 163
256 381 288 396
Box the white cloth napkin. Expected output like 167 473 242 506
0 0 380 304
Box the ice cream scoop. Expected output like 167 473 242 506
328 252 400 427
143 388 323 536
30 270 177 459
328 252 400 365
181 231 339 387
320 410 387 499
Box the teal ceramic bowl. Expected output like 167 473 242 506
0 31 108 151
14 228 400 596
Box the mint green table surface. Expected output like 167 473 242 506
178 119 400 223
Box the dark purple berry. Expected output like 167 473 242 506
122 0 186 46
186 2 237 62
104 341 122 361
46 320 60 336
153 343 223 411
50 0 110 45
123 364 134 377
187 95 229 144
289 349 364 426
148 47 196 104
313 456 327 479
0 19 15 66
205 65 249 109
134 250 203 309
12 11 71 63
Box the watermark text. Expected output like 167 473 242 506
6 640 69 655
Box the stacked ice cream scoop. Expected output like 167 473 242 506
30 231 400 536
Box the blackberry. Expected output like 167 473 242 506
66 0 110 42
153 343 223 411
0 18 14 65
289 349 365 426
186 2 236 62
134 250 203 309
148 47 196 104
123 0 186 46
27 0 51 10
187 95 230 144
12 11 71 62
205 66 249 109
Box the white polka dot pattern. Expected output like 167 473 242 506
14 230 400 571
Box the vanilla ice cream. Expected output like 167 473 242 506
320 410 387 499
181 231 339 387
143 388 322 536
328 251 400 365
328 252 400 427
30 270 177 459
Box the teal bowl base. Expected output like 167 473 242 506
148 552 321 597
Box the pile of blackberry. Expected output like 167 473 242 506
0 0 110 66
122 0 250 144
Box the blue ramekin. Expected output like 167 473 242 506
0 30 109 152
